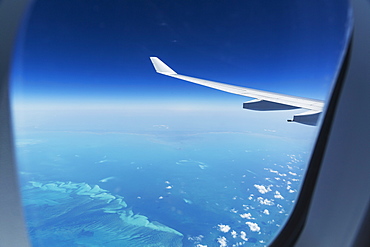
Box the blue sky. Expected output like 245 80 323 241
11 0 350 105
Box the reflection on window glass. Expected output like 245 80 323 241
11 0 351 246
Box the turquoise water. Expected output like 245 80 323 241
16 129 310 246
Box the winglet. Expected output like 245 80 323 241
150 57 177 75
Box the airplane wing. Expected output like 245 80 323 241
150 57 324 125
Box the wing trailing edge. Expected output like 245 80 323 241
149 57 324 125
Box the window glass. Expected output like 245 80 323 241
11 0 351 246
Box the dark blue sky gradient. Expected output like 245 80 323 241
12 0 351 106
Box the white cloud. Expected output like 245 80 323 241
99 176 115 183
199 164 207 169
263 209 270 215
246 222 261 232
274 191 284 199
257 197 274 205
240 231 248 241
240 213 253 219
217 236 228 247
153 124 169 129
188 235 204 242
267 168 279 174
189 235 205 246
231 230 237 238
230 208 238 213
183 198 192 204
218 224 231 233
287 154 301 163
254 184 272 194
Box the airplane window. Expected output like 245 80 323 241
11 0 351 246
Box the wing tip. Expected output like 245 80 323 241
150 57 177 75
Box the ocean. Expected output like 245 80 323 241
16 129 310 246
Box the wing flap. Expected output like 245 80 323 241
289 110 322 126
243 99 300 111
